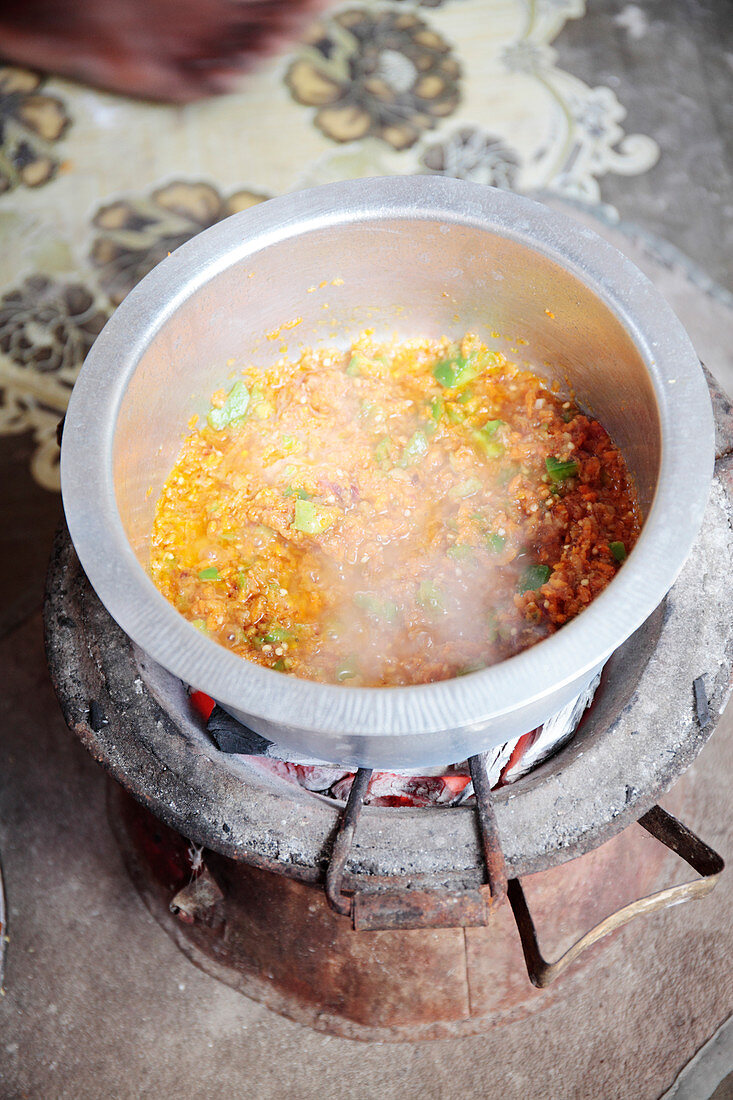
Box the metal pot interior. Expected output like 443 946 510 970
114 216 660 557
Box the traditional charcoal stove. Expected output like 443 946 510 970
46 180 733 1039
42 371 733 1041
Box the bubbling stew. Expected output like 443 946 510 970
150 333 641 686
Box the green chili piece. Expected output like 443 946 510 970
293 498 336 534
248 384 273 420
472 430 505 459
336 657 359 682
417 579 444 613
498 463 520 487
425 396 444 435
374 438 391 467
433 352 480 389
207 380 250 430
457 662 486 676
610 541 627 562
263 624 293 644
198 566 220 581
486 611 499 643
545 455 579 482
272 659 287 672
252 524 277 544
450 477 482 499
283 485 312 500
445 404 466 425
401 429 428 466
486 532 506 553
354 592 398 622
447 544 474 563
518 563 551 593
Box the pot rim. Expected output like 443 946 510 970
61 177 713 742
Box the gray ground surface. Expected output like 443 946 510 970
556 0 733 293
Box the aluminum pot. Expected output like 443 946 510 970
61 177 713 769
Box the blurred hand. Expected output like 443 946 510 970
0 0 329 101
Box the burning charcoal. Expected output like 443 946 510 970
257 759 352 792
200 673 601 807
332 772 472 807
499 672 601 785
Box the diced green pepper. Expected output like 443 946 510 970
610 541 627 562
336 657 359 682
192 619 208 633
486 532 506 553
472 429 505 459
252 524 277 544
417 579 444 613
401 429 428 466
293 498 336 535
445 404 466 425
447 544 474 563
425 396 444 435
283 485 312 500
198 566 220 580
281 435 303 455
248 384 274 420
498 463 519 487
433 352 481 390
263 624 293 644
545 455 579 482
207 380 250 430
450 477 482 499
374 438 392 467
518 563 551 593
354 592 398 622
272 659 287 672
486 610 499 643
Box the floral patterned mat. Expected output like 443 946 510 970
0 0 661 492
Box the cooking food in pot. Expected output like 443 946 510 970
150 333 640 686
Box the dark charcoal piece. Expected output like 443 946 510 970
206 705 273 755
693 676 711 730
88 699 107 732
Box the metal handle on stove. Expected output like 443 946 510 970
508 804 724 988
325 760 724 988
326 755 508 931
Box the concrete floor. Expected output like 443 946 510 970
0 611 732 1099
